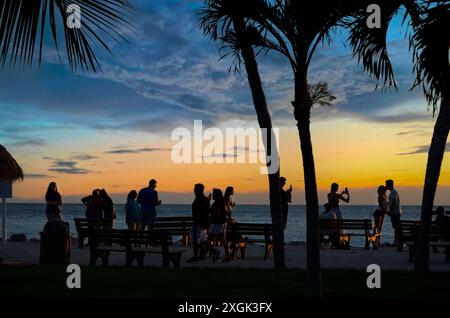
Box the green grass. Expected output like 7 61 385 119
1 265 450 298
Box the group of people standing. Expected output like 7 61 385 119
81 189 116 224
320 179 403 246
124 179 161 231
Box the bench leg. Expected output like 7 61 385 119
89 249 98 267
364 238 370 250
264 243 273 260
136 252 145 267
408 244 414 263
162 253 170 268
172 252 183 268
100 251 110 267
445 247 450 263
397 239 404 252
78 237 84 249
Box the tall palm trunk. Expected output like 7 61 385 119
294 70 322 298
415 97 450 272
233 18 285 268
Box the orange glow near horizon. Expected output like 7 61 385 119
9 115 450 205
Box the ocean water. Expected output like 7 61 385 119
2 204 448 247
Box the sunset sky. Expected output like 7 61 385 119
1 0 449 205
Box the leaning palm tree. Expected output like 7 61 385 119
230 0 399 298
409 1 450 272
0 0 133 71
351 0 450 272
199 0 286 268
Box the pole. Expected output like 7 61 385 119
2 197 6 244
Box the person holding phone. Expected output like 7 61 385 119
327 183 350 219
280 177 293 231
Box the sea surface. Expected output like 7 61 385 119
2 204 449 247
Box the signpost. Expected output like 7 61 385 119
0 181 12 244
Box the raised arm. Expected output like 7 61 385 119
339 192 350 203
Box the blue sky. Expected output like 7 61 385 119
1 0 448 204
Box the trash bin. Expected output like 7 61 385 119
40 220 71 266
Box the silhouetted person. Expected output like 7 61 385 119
138 179 161 230
100 189 116 228
125 190 141 230
187 183 210 263
435 206 450 226
84 189 104 219
327 183 350 219
320 203 339 248
208 189 231 262
45 182 62 221
373 185 388 230
280 177 292 231
224 186 236 223
386 179 402 247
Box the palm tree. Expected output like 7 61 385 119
409 1 450 272
229 0 399 298
351 0 449 272
0 0 133 71
199 0 286 268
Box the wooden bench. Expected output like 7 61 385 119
320 219 378 250
228 223 272 260
74 218 113 249
408 225 450 263
154 216 194 246
88 229 185 268
397 220 421 251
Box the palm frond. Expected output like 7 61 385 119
409 0 450 110
347 1 402 90
0 0 134 72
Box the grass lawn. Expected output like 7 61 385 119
0 265 449 298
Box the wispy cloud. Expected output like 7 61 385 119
70 153 98 161
395 143 450 156
25 173 52 179
44 157 92 175
104 147 170 154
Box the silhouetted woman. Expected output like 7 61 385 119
100 189 116 228
125 190 141 230
327 183 350 219
208 189 231 262
224 186 236 223
373 185 388 247
45 182 62 221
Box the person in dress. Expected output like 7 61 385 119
125 190 141 230
45 182 62 221
327 183 350 219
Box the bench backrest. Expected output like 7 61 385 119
88 229 173 247
320 219 372 231
74 218 112 233
154 217 194 235
229 223 272 241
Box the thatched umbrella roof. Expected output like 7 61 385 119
0 144 24 183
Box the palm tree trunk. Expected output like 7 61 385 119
294 70 322 298
233 18 285 269
415 97 450 272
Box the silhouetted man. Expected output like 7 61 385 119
138 179 161 230
386 179 402 246
187 183 210 262
280 177 293 231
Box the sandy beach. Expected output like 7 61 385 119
1 240 449 272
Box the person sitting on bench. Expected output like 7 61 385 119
320 203 339 248
435 207 450 226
